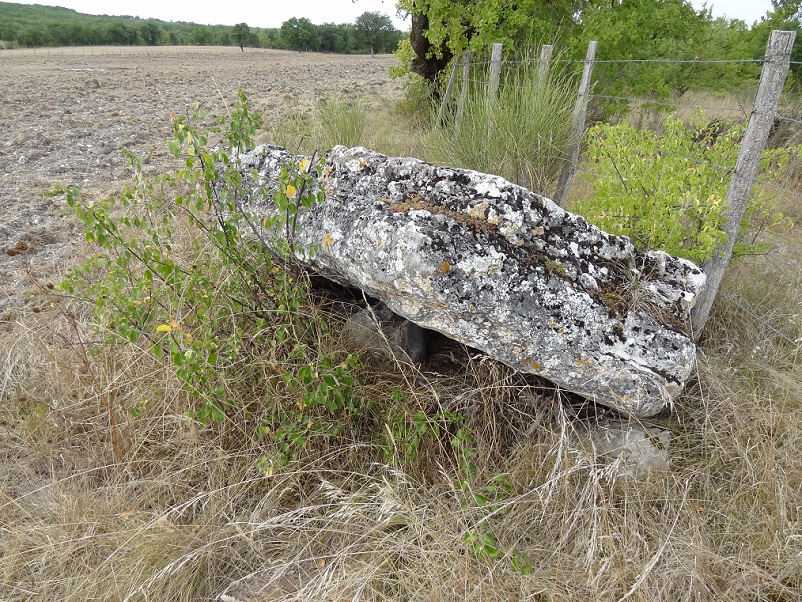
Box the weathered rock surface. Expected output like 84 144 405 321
233 145 706 417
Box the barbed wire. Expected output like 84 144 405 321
719 292 801 349
592 94 746 112
776 114 802 126
752 247 802 279
467 57 765 67
753 176 802 200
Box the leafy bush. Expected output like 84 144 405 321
56 92 363 452
572 115 795 263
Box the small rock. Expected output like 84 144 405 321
580 418 671 480
344 302 428 364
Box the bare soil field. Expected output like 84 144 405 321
0 46 402 328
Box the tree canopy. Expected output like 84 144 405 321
398 0 801 92
355 11 395 55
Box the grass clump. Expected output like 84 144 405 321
267 93 367 155
428 49 577 194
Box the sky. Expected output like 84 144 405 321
12 0 411 29
690 0 774 25
9 0 777 30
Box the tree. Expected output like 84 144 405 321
571 0 711 101
190 25 214 46
17 27 44 47
280 17 320 51
398 0 581 82
232 22 251 52
754 0 802 85
139 22 162 45
104 20 138 45
354 11 394 55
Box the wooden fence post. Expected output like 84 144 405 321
553 40 598 207
487 42 503 98
691 30 797 337
437 55 462 124
537 44 554 91
456 50 471 126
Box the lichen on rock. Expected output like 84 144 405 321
232 145 706 418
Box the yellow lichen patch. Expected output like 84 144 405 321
439 261 451 275
468 202 489 220
531 226 545 236
322 232 336 247
523 357 541 370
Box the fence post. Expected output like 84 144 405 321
487 42 503 98
553 40 598 207
456 50 471 126
537 44 554 91
437 55 462 124
691 30 797 337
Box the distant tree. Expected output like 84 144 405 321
0 22 20 43
260 29 281 48
354 11 394 55
232 22 251 51
46 22 70 46
104 20 138 45
17 27 44 47
67 23 94 45
317 22 340 53
190 25 214 46
280 17 320 51
140 22 162 45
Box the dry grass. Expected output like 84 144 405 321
2 88 802 602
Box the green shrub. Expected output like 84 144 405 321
55 92 362 452
572 115 795 264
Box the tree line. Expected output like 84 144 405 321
0 1 403 54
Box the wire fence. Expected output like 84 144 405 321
440 35 802 346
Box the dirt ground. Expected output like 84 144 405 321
0 46 402 328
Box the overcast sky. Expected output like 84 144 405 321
10 0 776 30
690 0 774 25
12 0 410 29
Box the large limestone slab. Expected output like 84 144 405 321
234 145 706 417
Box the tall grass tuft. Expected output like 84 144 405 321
266 94 367 155
428 49 577 194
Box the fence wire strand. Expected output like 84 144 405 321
776 114 802 126
719 293 801 349
592 94 747 112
